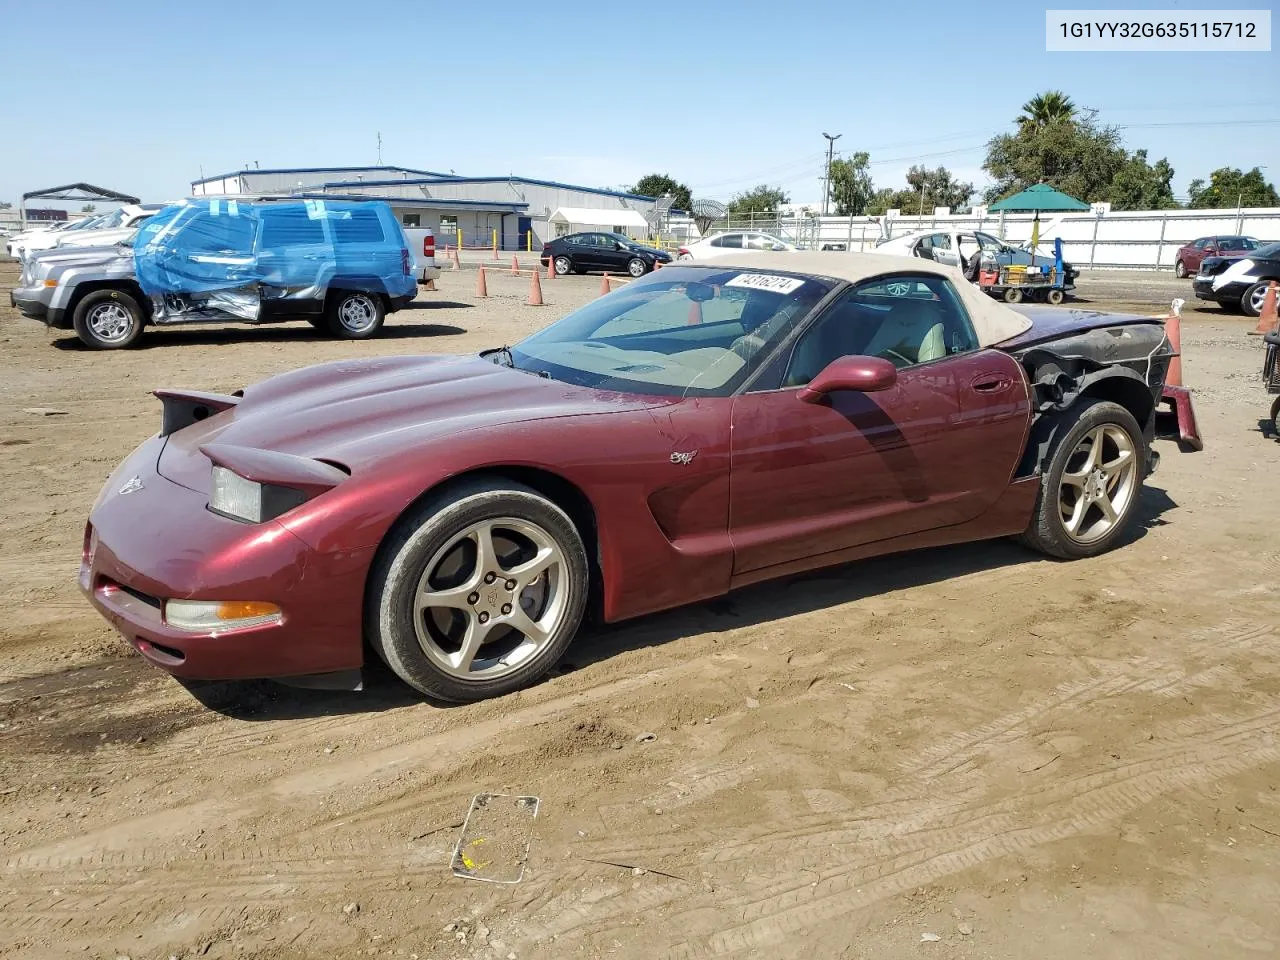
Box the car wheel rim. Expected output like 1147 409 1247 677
413 517 568 681
1057 424 1138 544
338 294 377 332
88 302 133 343
555 257 571 275
1250 286 1268 313
629 260 646 277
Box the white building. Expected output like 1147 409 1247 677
190 166 668 250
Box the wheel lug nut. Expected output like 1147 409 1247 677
484 572 496 584
501 603 512 615
505 579 517 590
478 612 489 624
468 592 479 605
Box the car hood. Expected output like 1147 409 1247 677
157 354 673 492
27 243 131 267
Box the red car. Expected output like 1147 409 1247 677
1174 235 1262 278
81 253 1182 703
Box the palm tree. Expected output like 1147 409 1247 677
1017 91 1076 128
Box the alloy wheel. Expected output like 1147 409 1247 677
413 517 568 681
87 302 135 343
338 294 377 333
1057 424 1138 544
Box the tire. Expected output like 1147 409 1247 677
1241 280 1275 318
325 290 385 339
1046 288 1065 306
627 258 647 278
1003 287 1023 304
72 289 144 349
1271 396 1280 438
367 478 590 703
1020 399 1146 560
553 255 573 277
1174 260 1187 279
677 253 694 261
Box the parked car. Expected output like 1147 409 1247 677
6 218 84 259
540 232 671 277
79 251 1182 703
1174 235 1262 279
10 198 418 348
874 229 1079 290
1192 241 1280 316
677 231 796 260
401 226 442 285
41 204 164 255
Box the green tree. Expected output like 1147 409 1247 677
1017 90 1076 128
1187 167 1279 209
1108 150 1177 210
632 173 693 211
80 203 96 213
828 152 874 216
985 109 1126 204
862 165 974 216
729 184 790 214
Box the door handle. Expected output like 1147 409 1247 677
971 375 1012 392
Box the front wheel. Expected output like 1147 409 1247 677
1046 288 1065 305
1020 399 1145 560
1175 260 1188 279
73 289 145 349
1242 280 1274 318
1003 287 1024 304
326 291 385 339
627 258 647 278
367 479 590 703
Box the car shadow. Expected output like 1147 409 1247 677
186 483 1178 719
51 320 470 351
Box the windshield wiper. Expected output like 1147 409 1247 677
486 345 515 368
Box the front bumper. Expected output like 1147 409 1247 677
11 285 50 320
81 436 374 681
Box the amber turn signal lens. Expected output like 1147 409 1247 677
214 600 281 620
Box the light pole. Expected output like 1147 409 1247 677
822 132 842 216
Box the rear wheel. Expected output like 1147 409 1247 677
1003 287 1023 304
367 479 589 703
73 289 144 349
1175 259 1188 279
1046 288 1065 305
553 255 573 276
325 290 385 339
1242 280 1275 318
1020 399 1145 560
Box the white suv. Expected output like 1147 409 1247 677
677 231 796 260
50 204 163 253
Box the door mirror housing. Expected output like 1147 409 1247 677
798 355 898 403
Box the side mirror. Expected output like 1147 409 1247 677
798 356 898 403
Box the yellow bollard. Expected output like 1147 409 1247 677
527 232 532 252
492 228 499 260
456 228 463 250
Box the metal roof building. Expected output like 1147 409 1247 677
190 166 664 251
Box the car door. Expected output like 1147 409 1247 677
728 274 1030 575
576 233 608 271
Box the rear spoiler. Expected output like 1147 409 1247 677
154 389 240 437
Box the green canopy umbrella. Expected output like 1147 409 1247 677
990 184 1090 267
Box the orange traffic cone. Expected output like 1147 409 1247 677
422 278 437 291
1249 281 1278 335
687 301 703 325
451 247 461 270
476 266 488 298
547 256 556 280
511 255 520 276
653 260 663 271
599 273 611 296
1165 312 1183 387
527 269 544 306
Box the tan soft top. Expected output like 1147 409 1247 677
696 250 1033 347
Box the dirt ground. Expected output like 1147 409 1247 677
2 257 1279 960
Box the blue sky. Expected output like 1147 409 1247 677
3 0 1276 209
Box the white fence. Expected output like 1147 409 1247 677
698 206 1280 271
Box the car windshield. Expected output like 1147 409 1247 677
94 209 127 229
507 265 833 397
1219 236 1260 251
67 216 103 231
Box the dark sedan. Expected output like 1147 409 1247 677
540 232 672 278
1192 241 1280 316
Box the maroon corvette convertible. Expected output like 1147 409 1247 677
81 252 1182 702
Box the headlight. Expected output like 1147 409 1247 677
165 599 282 632
209 465 307 523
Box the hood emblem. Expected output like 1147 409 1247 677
118 475 144 496
670 451 698 465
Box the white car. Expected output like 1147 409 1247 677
49 204 164 254
871 228 1078 289
677 231 796 260
7 218 88 259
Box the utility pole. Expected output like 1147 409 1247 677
377 132 383 165
822 132 842 216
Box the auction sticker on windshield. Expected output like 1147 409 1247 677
723 273 806 295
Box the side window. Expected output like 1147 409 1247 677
260 208 325 248
1192 238 1208 249
719 234 744 249
709 235 725 247
174 213 255 254
745 234 775 250
332 209 387 244
783 275 980 386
